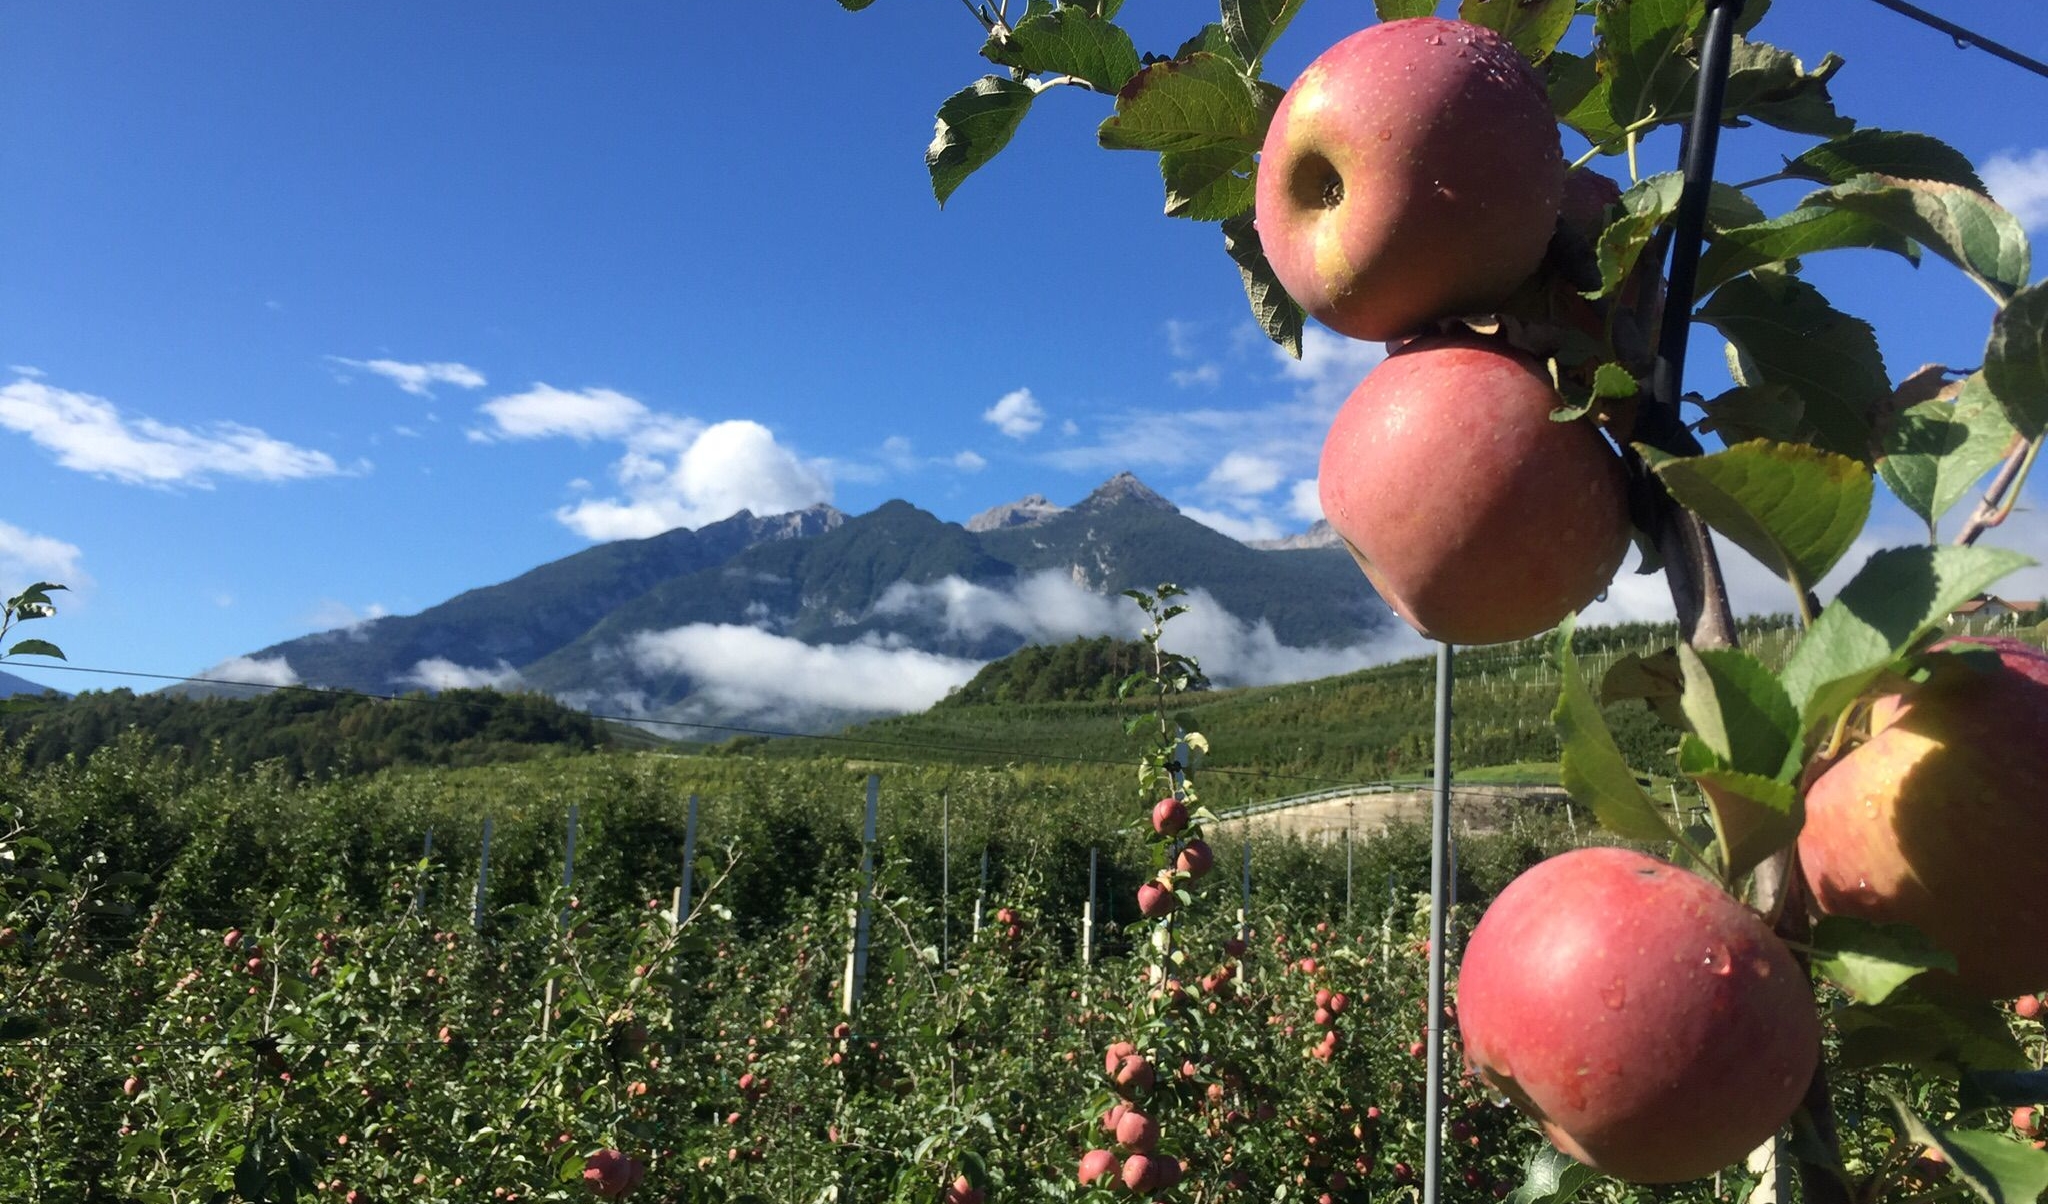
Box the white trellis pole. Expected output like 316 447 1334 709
940 791 950 969
1423 644 1454 1204
471 817 493 932
671 794 700 926
1082 847 1097 967
971 846 989 936
412 828 435 913
842 774 880 1017
542 803 579 1037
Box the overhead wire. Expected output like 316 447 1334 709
1859 0 2048 82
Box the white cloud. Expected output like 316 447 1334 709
8 365 44 379
555 418 831 540
984 388 1047 439
1171 364 1222 388
473 384 656 442
1288 478 1324 523
205 654 299 689
0 379 345 488
1180 504 1286 544
874 570 1424 688
398 657 523 691
330 357 486 398
0 520 85 587
952 450 987 472
875 571 1128 645
1276 326 1387 409
304 599 389 634
1984 148 2048 232
627 624 982 724
1203 451 1286 498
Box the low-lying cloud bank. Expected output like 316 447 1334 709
614 570 1427 727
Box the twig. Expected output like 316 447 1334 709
1952 434 2040 547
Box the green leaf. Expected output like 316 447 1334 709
1222 213 1304 356
1375 0 1438 19
1697 384 1807 445
1160 146 1256 220
926 77 1036 207
1810 916 1957 1004
1839 991 2031 1075
1598 0 1704 137
1786 129 1986 191
981 9 1141 92
834 0 879 8
1545 51 1609 135
1591 362 1637 401
1457 0 1576 64
1696 206 1920 293
1781 544 2034 733
1509 1145 1601 1204
1983 279 2048 440
1808 174 2032 305
1552 616 1677 844
1697 274 1889 462
1590 172 1684 299
1642 439 1872 604
1599 648 1686 727
1675 644 1799 778
1677 747 1798 879
3 638 63 661
1894 1100 2048 1204
1878 373 2018 537
1097 53 1266 154
1720 40 1848 137
1221 0 1306 66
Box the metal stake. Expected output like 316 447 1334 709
1424 643 1454 1204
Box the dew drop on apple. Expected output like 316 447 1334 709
1600 978 1627 1010
1702 943 1732 976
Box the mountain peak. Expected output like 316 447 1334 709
1077 472 1176 514
1249 519 1343 551
965 493 1066 533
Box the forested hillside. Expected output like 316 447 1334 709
0 685 609 778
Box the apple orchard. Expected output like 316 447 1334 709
6 1 2048 1202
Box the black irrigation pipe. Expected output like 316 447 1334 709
1862 0 2048 82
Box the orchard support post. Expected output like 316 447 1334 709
1345 815 1355 926
671 794 700 926
1082 846 1097 967
843 774 880 1018
1424 643 1454 1204
940 790 950 969
972 845 989 937
471 816 493 932
412 828 434 913
542 803 580 1037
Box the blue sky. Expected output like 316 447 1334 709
0 2 2044 692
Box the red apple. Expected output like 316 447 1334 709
1176 839 1215 879
1115 1109 1159 1153
582 1149 646 1198
1121 1154 1162 1194
1078 1148 1120 1185
1152 796 1189 836
1137 882 1179 918
943 1174 983 1204
1801 638 2048 996
1255 18 1563 341
2018 995 2042 1020
1318 333 1630 644
1457 847 1819 1183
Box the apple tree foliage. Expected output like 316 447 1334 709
840 0 2048 1198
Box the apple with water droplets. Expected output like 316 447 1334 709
1255 17 1564 341
1457 847 1818 1183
